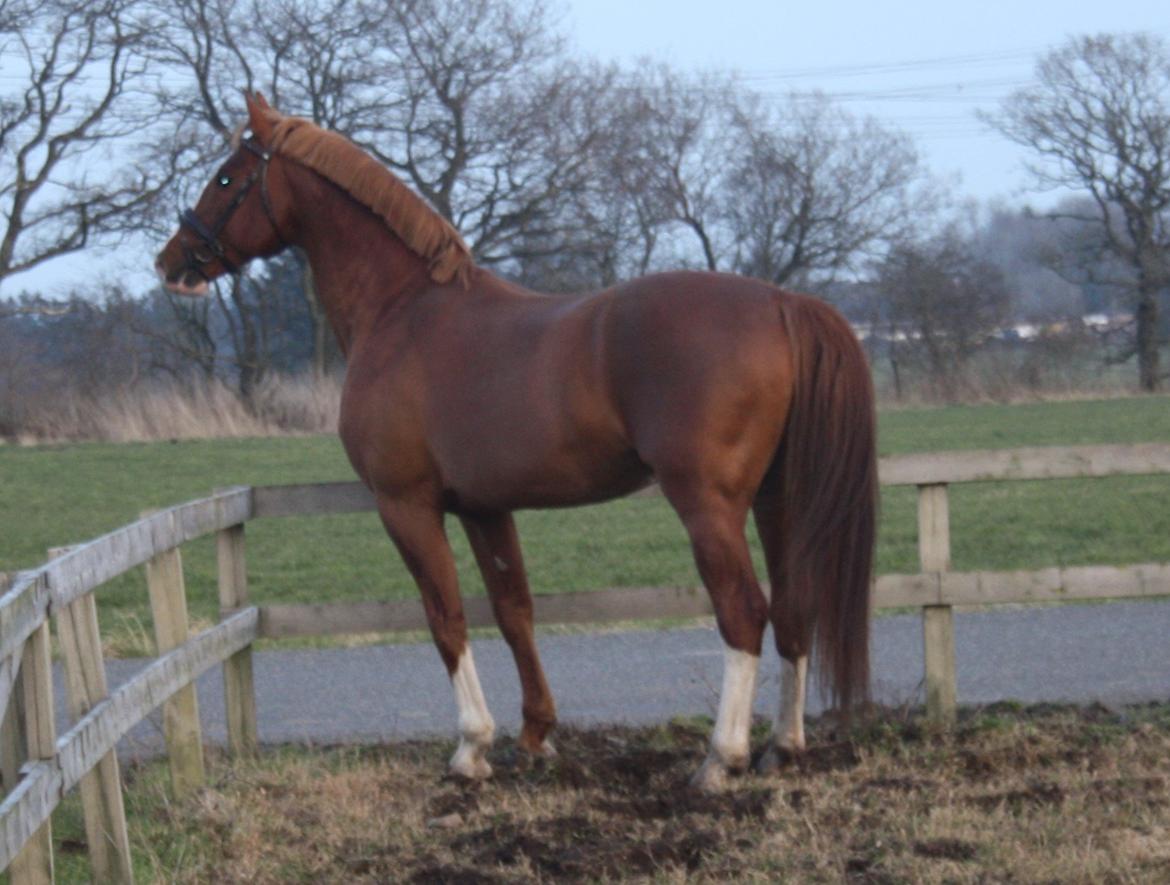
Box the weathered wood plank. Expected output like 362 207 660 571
8 622 55 884
0 652 20 732
216 523 257 757
43 486 252 610
253 587 711 638
0 573 51 666
248 445 1170 519
255 586 717 638
54 609 258 793
0 651 25 806
917 483 956 722
257 598 451 637
144 520 205 797
534 585 713 624
917 484 951 572
0 611 259 873
56 588 133 884
253 563 1169 641
874 563 1170 608
923 606 957 721
873 573 944 608
880 443 1170 487
0 764 62 876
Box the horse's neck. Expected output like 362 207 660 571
286 166 433 354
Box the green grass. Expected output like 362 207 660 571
2 395 1170 655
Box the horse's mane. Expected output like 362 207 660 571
255 110 473 286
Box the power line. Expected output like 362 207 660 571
736 46 1043 81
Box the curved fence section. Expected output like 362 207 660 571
0 488 258 882
1 445 1168 882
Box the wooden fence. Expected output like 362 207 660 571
1 443 1169 881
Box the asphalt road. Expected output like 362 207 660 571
91 598 1170 762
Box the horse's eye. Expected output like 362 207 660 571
218 174 232 187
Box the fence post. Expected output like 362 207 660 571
917 483 957 722
142 512 205 796
4 621 58 884
52 548 134 884
216 520 257 756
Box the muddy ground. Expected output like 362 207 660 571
86 702 1170 882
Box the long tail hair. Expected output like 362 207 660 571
775 294 878 711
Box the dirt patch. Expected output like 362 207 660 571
451 813 725 880
96 702 1170 883
969 780 1066 812
1087 775 1168 808
409 865 505 884
854 775 938 795
913 837 979 861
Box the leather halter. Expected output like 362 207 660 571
177 138 289 279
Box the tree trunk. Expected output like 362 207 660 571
228 279 263 409
1135 285 1161 392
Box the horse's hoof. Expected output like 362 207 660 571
689 757 729 793
528 739 557 759
449 743 493 780
448 757 492 781
754 744 800 775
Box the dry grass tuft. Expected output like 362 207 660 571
9 374 342 443
105 702 1170 883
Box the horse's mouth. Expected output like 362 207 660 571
156 262 210 297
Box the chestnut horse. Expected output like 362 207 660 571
156 94 877 791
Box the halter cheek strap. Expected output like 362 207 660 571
177 138 289 280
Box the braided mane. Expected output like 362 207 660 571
257 110 473 286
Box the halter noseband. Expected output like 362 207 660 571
177 138 289 279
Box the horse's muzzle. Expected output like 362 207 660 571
155 255 210 297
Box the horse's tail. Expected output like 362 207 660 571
772 294 877 712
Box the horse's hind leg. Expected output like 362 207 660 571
664 485 768 791
374 496 495 779
460 512 557 756
752 497 814 773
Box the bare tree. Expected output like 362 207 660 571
618 67 738 272
989 33 1170 391
147 0 591 370
0 0 175 286
724 93 924 288
486 62 660 290
876 228 1012 401
359 0 611 268
144 0 383 381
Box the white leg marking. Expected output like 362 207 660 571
692 646 760 790
449 648 495 778
775 655 808 752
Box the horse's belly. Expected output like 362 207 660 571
443 440 652 512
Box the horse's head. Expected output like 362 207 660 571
155 92 292 296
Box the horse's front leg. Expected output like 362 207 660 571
375 496 495 779
460 512 557 757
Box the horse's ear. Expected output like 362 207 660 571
244 91 275 143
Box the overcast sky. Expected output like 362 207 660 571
4 0 1166 298
564 0 1166 202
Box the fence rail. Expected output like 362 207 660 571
1 443 1168 882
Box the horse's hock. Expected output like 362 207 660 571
2 444 1170 881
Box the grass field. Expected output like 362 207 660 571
44 702 1170 882
3 395 1170 655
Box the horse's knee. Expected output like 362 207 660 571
713 586 768 656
